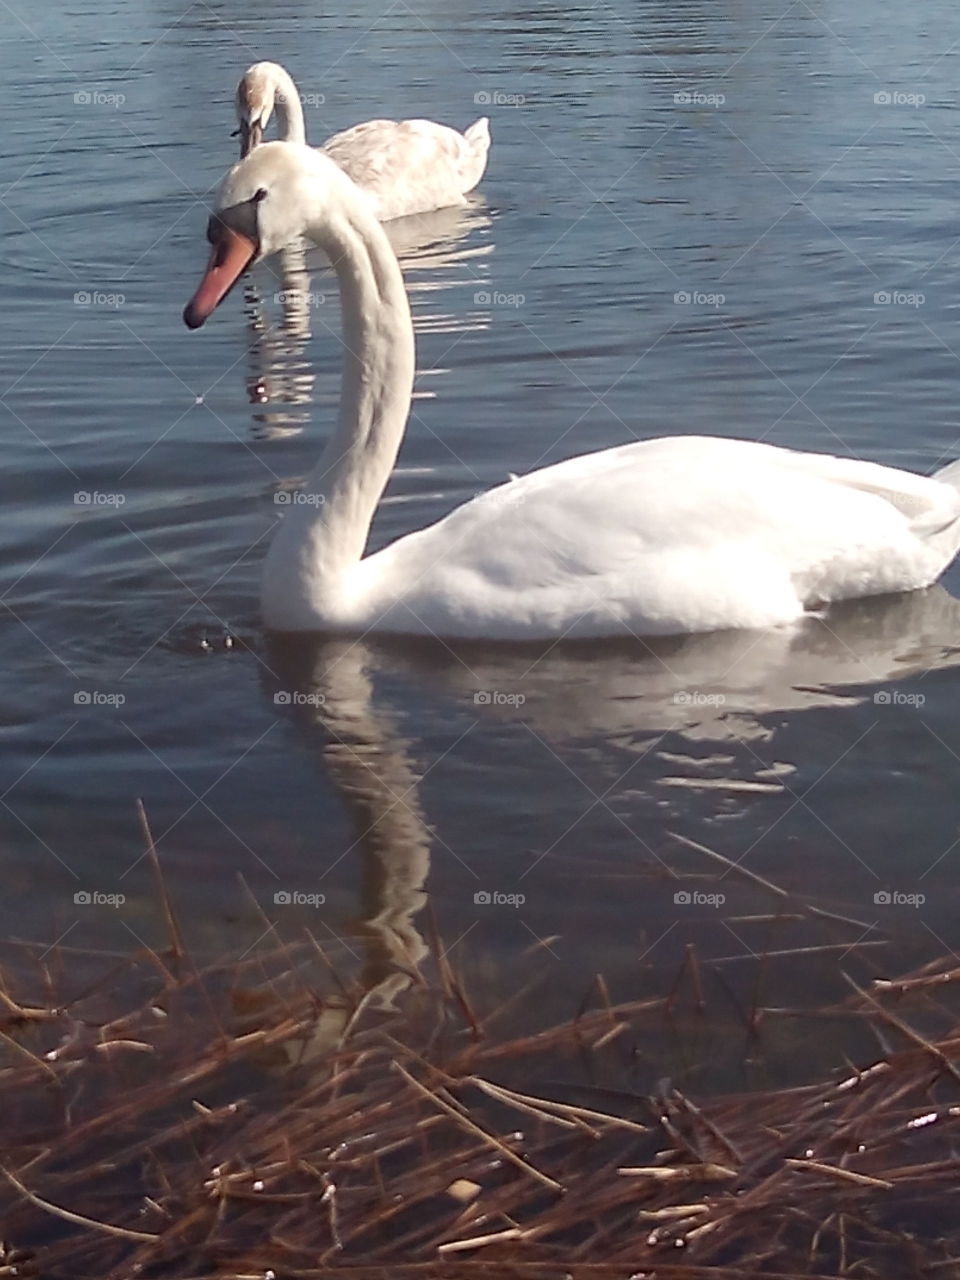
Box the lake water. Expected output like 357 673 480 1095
3 0 960 1091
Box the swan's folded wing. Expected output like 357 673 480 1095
440 436 960 555
321 119 480 219
356 437 960 637
765 445 960 531
322 120 466 183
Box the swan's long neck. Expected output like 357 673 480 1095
263 179 415 621
271 66 306 144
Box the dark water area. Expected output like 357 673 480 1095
2 0 960 1092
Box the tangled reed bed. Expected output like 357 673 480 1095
3 802 960 1280
3 916 960 1280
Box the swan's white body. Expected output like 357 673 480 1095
270 435 960 638
236 61 490 221
185 141 960 639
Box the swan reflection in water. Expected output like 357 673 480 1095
242 201 493 441
264 637 432 1059
330 585 960 744
263 584 960 1057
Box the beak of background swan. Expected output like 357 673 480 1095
238 118 263 159
182 223 258 330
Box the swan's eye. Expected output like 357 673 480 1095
210 196 262 244
254 188 268 202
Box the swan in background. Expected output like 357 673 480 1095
184 141 960 639
235 60 490 222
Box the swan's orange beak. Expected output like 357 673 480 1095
183 226 257 329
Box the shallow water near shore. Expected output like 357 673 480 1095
3 0 960 1091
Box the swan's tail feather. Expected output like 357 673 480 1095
935 457 960 491
458 118 490 195
464 117 491 152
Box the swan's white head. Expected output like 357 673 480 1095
184 141 352 330
235 61 289 158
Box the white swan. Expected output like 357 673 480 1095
235 61 490 222
184 141 960 639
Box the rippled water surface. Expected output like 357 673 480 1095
4 0 960 1089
